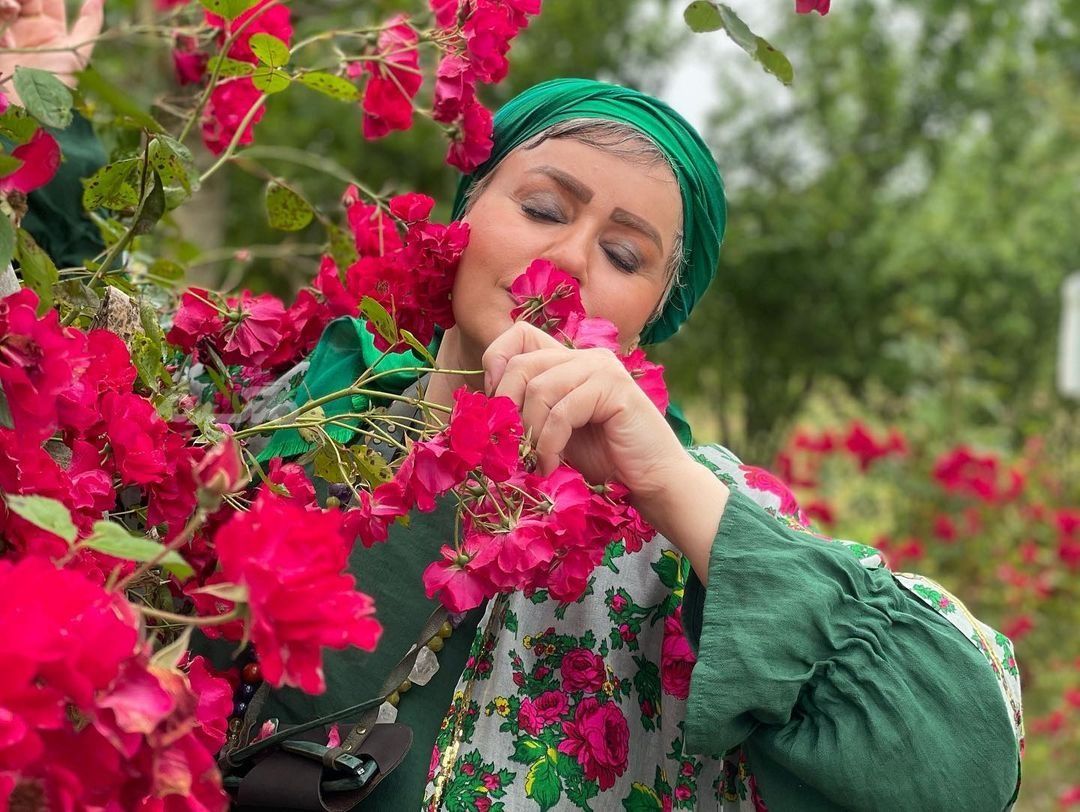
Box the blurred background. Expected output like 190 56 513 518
89 0 1079 804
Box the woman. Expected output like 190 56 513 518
249 81 1022 811
4 6 1021 800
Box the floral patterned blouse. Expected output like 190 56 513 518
416 444 1023 811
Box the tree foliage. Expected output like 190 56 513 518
659 0 1080 461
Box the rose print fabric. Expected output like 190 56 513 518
418 444 1023 810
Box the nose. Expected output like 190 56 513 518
541 224 591 285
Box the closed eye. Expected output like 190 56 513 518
604 246 640 273
521 204 564 223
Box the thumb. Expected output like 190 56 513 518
68 0 104 66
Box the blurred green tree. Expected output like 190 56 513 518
659 0 1080 461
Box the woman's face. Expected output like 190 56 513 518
450 137 682 358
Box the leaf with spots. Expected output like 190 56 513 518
82 158 140 211
265 181 314 231
299 71 360 101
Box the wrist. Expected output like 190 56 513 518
633 456 729 584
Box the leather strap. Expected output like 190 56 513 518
325 604 449 767
234 724 413 811
220 604 448 772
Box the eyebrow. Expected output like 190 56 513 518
611 207 663 254
529 165 594 203
527 165 665 253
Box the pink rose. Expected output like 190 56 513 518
661 609 696 700
557 698 629 791
517 690 569 735
561 648 606 692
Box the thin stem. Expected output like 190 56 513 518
198 91 269 183
140 605 243 627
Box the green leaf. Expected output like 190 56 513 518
299 71 360 101
82 158 140 211
0 153 23 176
0 215 14 272
683 0 723 31
12 67 73 129
349 443 392 487
132 170 166 236
313 443 351 484
752 37 795 86
0 107 39 143
251 66 291 94
249 33 290 68
4 494 77 544
206 55 256 78
651 549 682 589
76 67 163 132
150 625 193 669
622 783 664 812
52 279 100 314
524 757 562 812
15 229 58 312
510 737 545 765
198 0 257 20
132 333 166 389
82 521 194 579
327 224 358 268
399 329 435 366
682 2 793 86
149 136 198 194
265 181 314 231
359 296 398 347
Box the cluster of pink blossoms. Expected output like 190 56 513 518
428 0 542 170
199 0 295 155
166 190 467 369
0 283 384 805
167 0 541 169
316 190 470 350
0 556 232 810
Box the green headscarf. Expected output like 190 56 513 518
451 78 727 345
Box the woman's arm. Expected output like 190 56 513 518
674 449 1021 811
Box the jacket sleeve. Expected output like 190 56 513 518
680 483 1021 812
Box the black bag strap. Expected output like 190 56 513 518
219 604 449 773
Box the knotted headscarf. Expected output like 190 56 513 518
451 78 727 345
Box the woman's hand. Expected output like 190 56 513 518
483 321 729 581
0 0 105 105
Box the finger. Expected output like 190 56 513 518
67 0 103 64
36 0 63 25
518 360 597 449
533 377 616 476
493 348 573 408
482 321 563 396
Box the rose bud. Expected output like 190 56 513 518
195 434 249 505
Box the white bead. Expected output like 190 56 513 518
376 701 398 724
408 645 440 686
